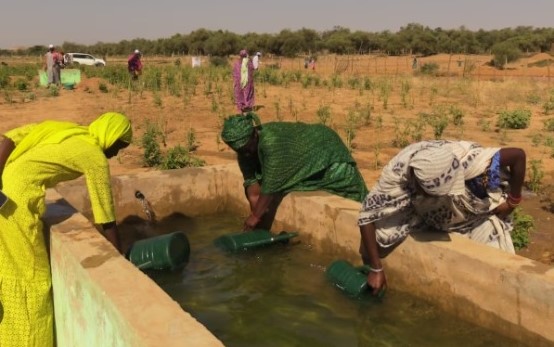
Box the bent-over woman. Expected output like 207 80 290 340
221 112 368 231
0 112 133 347
358 140 526 296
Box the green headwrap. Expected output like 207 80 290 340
221 113 261 151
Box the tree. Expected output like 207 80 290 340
491 41 522 68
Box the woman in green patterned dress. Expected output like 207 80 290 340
221 113 368 230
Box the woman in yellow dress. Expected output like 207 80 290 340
0 112 133 347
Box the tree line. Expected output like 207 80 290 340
2 23 553 63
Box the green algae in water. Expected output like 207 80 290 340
135 213 521 347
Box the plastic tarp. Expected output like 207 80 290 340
38 69 81 86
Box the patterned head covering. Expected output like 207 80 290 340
221 113 261 151
239 49 248 58
88 112 133 150
410 145 465 196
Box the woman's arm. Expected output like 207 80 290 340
495 148 526 218
0 136 15 188
101 222 122 253
245 182 261 212
360 223 387 296
499 147 526 197
243 192 275 231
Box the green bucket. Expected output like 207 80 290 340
128 231 190 270
214 229 298 252
326 260 369 297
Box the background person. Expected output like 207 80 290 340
232 49 255 113
309 57 316 71
221 113 368 231
357 140 526 296
0 112 133 347
44 44 62 87
253 51 262 70
128 49 143 80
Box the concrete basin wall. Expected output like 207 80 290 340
48 164 554 346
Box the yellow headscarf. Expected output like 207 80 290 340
7 112 132 164
88 112 133 149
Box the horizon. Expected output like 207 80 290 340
1 0 553 49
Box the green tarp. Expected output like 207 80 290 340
38 69 81 86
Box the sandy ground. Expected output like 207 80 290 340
1 52 554 265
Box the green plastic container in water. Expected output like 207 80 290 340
214 229 299 252
326 260 369 297
128 231 190 270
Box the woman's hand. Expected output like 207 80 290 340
367 270 387 296
493 201 515 220
243 214 261 231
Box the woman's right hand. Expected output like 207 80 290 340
367 270 387 296
493 201 515 220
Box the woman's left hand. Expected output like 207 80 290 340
493 201 515 219
243 214 261 231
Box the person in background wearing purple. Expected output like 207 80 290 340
127 49 143 80
233 49 255 113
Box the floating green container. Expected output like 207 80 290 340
326 260 369 297
128 231 190 270
214 229 299 252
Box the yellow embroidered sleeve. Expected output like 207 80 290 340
78 151 116 224
4 124 37 145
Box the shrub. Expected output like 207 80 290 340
185 128 199 152
0 69 9 88
419 62 439 76
14 78 28 91
478 119 491 131
316 105 332 125
497 109 531 129
160 145 205 169
491 41 522 68
450 105 465 126
48 85 59 97
420 109 449 139
543 100 554 115
141 123 163 167
544 118 554 132
209 56 228 67
511 208 534 250
527 159 544 193
98 82 109 93
526 92 541 105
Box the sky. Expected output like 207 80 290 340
2 0 554 49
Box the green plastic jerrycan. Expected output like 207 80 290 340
214 229 299 252
128 231 190 270
326 260 370 297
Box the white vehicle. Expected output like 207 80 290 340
64 53 106 67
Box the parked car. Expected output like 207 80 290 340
64 53 106 67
